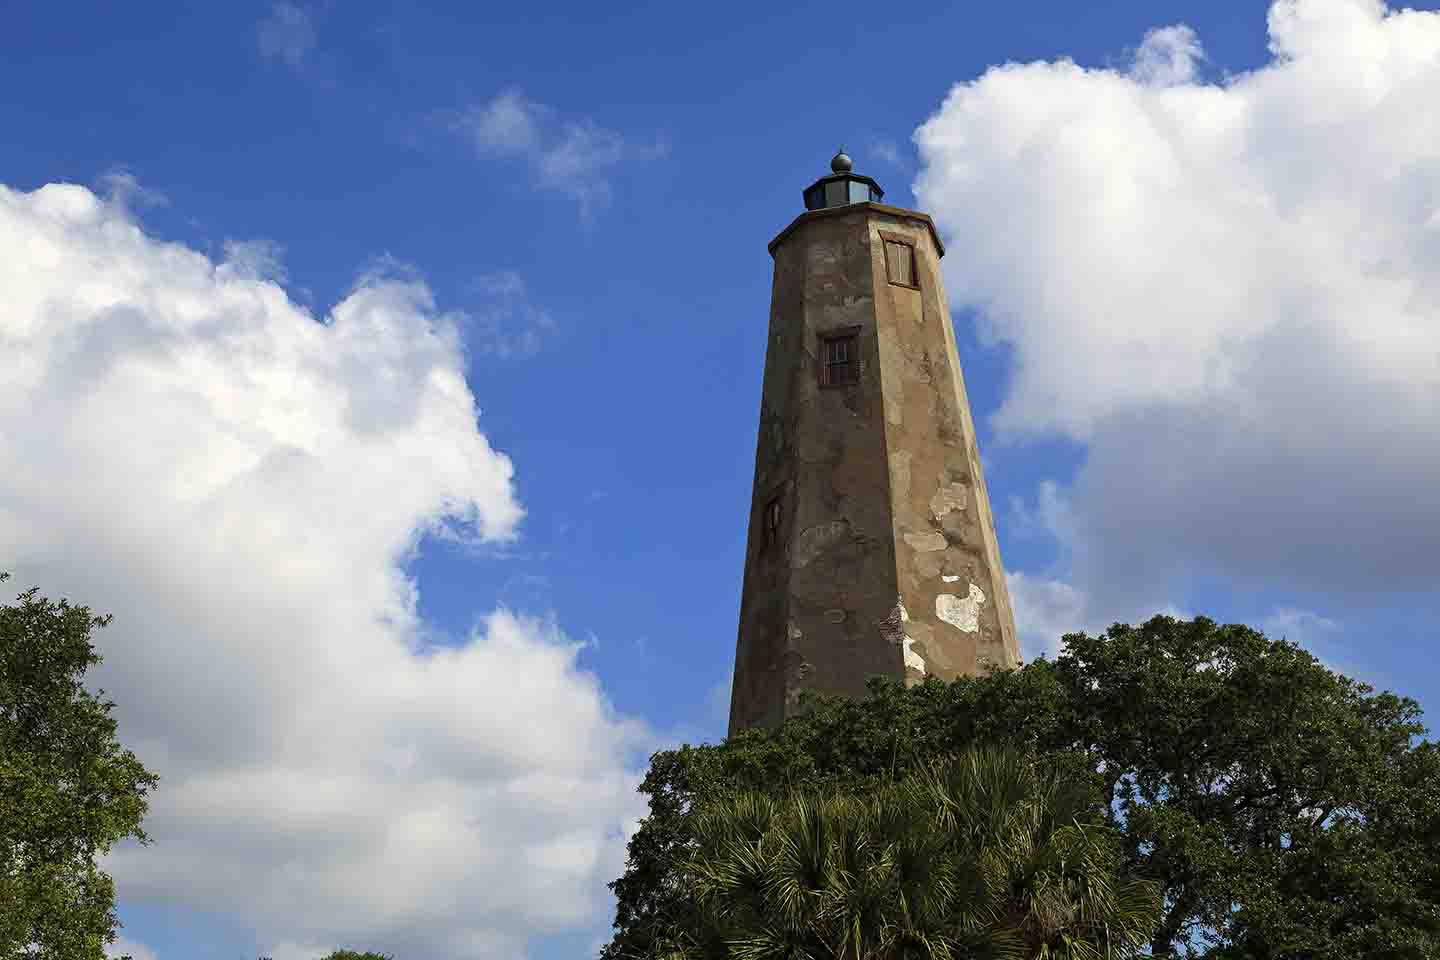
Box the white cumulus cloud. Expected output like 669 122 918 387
915 0 1440 622
0 181 649 960
1129 24 1206 87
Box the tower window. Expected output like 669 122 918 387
763 497 782 547
819 333 858 387
883 238 918 288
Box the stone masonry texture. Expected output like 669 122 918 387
728 201 1020 736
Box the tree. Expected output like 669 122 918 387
652 746 1159 960
603 616 1440 959
1 573 160 960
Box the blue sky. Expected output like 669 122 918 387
3 1 1439 958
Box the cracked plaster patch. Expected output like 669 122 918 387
938 510 969 540
936 583 986 633
929 482 968 518
903 531 947 552
913 549 945 580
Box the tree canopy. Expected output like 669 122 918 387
0 573 160 960
653 746 1159 960
603 615 1440 959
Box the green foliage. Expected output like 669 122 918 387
651 746 1159 960
0 573 160 960
603 616 1440 959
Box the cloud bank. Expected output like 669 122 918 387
0 182 648 959
914 0 1440 650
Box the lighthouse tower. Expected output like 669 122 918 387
728 150 1020 735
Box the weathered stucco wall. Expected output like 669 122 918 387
866 212 1019 682
729 202 1019 736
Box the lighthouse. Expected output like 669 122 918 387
728 150 1020 735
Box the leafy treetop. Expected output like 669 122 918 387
1 572 161 960
603 615 1440 960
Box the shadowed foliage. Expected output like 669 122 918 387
649 746 1159 960
604 616 1440 959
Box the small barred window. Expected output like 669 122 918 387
819 334 858 387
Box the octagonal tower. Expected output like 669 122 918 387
728 150 1020 735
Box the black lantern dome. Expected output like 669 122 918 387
802 147 884 211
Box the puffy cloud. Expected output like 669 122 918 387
1007 572 1091 661
0 181 648 959
1129 25 1206 87
915 0 1440 617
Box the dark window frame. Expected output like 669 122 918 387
818 328 861 388
762 496 783 549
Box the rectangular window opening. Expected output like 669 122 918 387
883 238 917 288
819 333 859 387
763 497 782 548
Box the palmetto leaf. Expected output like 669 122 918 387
669 748 1160 960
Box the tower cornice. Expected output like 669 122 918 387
768 202 947 259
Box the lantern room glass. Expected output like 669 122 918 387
800 163 884 212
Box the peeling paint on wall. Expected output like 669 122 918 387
877 596 927 675
936 583 986 633
900 634 926 673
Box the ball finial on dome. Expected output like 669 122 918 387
830 148 853 174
